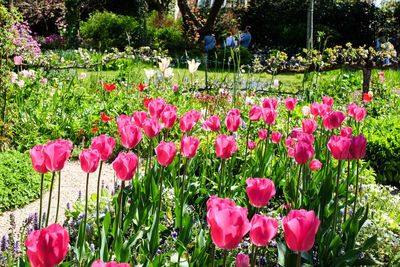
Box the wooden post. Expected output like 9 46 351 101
362 68 372 94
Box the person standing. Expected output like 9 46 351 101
204 33 216 53
240 26 252 49
225 32 237 49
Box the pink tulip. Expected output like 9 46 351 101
262 108 277 125
327 135 352 160
225 113 241 132
248 141 256 150
322 96 334 106
282 209 320 252
161 110 177 129
310 103 320 117
353 107 367 122
181 135 200 159
79 149 100 173
288 147 294 158
142 117 162 138
155 141 177 166
132 111 148 127
202 115 221 132
262 98 278 109
120 124 142 149
207 196 250 249
349 135 367 160
246 177 276 207
215 134 237 159
347 103 359 117
180 110 200 133
290 127 303 139
163 104 177 112
91 260 130 267
25 224 69 267
250 214 278 246
302 119 317 134
236 253 250 267
294 142 314 165
259 129 268 140
340 127 353 138
112 153 138 180
30 145 48 174
285 98 297 111
14 56 23 65
298 133 314 145
319 104 331 117
43 140 72 172
207 195 235 211
117 114 133 133
271 131 282 144
302 106 311 116
285 137 295 148
249 105 262 121
91 135 116 161
309 159 322 171
148 98 166 119
227 108 240 117
323 111 346 130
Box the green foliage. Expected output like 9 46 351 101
80 10 140 50
364 115 400 186
147 11 185 56
0 150 50 211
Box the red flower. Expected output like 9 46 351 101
134 83 146 92
78 129 84 136
143 97 152 109
101 112 114 122
104 82 116 92
93 127 98 133
363 93 371 102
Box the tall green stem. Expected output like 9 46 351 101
180 158 189 228
344 160 350 222
222 249 228 267
96 161 103 247
218 159 225 196
210 244 215 267
45 172 56 227
55 171 61 223
353 159 360 213
83 173 90 242
39 173 44 229
295 165 303 208
114 181 125 249
297 252 302 267
287 111 291 137
333 160 342 234
242 120 252 180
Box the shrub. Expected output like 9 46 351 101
364 115 400 186
0 150 50 212
80 10 140 50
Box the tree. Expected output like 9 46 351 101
177 0 225 42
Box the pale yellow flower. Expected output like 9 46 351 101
164 67 173 78
188 59 200 74
159 58 170 72
144 69 156 79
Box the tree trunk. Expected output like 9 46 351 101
9 0 14 9
362 68 371 94
306 0 314 50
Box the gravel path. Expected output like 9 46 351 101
0 161 117 237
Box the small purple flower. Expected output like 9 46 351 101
156 249 161 255
244 241 249 249
171 231 178 239
360 252 365 259
66 202 71 210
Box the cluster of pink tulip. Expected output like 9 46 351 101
208 178 320 267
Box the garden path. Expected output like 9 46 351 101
0 161 117 237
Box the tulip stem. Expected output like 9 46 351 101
251 245 258 267
45 172 56 227
242 120 252 180
157 166 165 222
114 181 125 250
344 160 350 222
83 172 90 242
287 111 290 137
333 160 342 234
55 171 61 223
297 252 302 267
353 159 360 213
96 160 103 248
210 244 215 267
39 173 44 229
218 159 225 196
222 249 228 267
180 158 188 229
295 165 302 208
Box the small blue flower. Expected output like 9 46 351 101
171 231 178 239
360 252 365 259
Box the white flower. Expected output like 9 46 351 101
159 58 170 72
302 106 311 116
164 67 173 78
16 80 25 87
273 79 279 89
10 72 17 83
41 78 48 85
188 59 200 74
245 97 254 106
80 72 87 79
29 70 35 77
144 69 156 79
